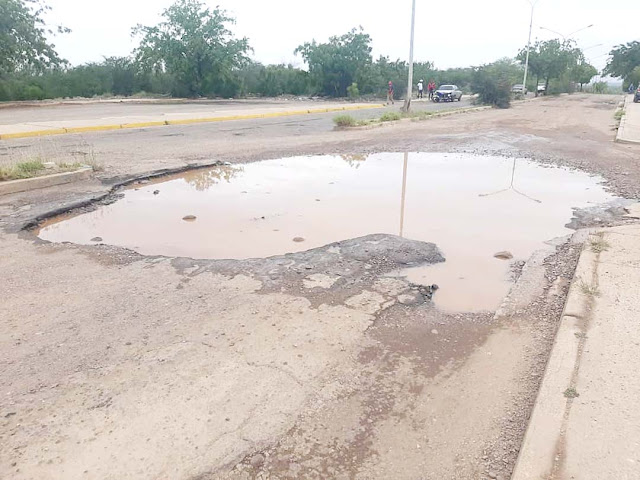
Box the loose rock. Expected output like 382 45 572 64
494 251 514 260
90 237 103 242
249 453 265 468
183 215 197 222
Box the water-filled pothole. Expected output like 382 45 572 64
38 153 618 312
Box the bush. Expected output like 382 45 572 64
347 82 360 98
380 112 401 122
471 58 523 109
333 115 357 127
472 72 511 109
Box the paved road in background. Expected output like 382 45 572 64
0 97 475 179
0 97 473 137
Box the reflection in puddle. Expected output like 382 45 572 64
38 153 617 312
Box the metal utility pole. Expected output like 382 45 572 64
522 0 538 94
403 0 417 112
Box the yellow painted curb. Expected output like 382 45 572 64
0 128 68 139
0 104 385 140
121 121 169 129
64 125 123 134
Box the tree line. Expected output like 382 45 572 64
1 0 638 104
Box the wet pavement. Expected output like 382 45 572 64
38 152 617 312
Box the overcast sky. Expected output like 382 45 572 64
44 0 637 72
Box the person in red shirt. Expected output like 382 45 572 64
428 80 436 100
387 81 395 105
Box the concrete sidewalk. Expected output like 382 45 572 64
616 95 640 144
0 101 383 139
513 204 640 479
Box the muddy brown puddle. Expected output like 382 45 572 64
38 153 618 312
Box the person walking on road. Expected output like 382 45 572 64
387 81 395 105
417 79 424 99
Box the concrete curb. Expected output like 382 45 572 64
0 104 385 140
0 167 93 196
511 230 597 480
615 95 639 144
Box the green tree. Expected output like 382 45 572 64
102 57 136 96
518 40 581 94
628 66 640 88
369 56 408 98
132 0 250 97
604 41 640 84
0 0 68 75
571 63 598 91
295 28 372 97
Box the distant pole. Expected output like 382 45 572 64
522 1 537 93
403 0 417 112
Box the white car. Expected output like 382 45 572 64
433 85 463 102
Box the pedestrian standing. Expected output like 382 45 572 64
629 83 636 94
417 79 424 99
387 81 395 105
428 80 436 100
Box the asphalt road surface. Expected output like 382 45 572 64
2 94 637 480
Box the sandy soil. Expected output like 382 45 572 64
1 94 638 480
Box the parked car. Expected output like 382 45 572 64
512 84 527 94
433 85 462 102
537 84 546 94
635 86 640 103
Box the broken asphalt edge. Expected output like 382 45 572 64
12 162 232 232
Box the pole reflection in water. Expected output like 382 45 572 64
479 158 542 203
400 152 409 237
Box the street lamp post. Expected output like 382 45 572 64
403 0 417 112
539 24 594 42
522 0 539 94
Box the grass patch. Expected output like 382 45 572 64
380 112 402 122
83 158 104 172
564 387 580 399
333 114 357 127
0 160 45 181
0 159 95 182
578 280 600 297
589 235 610 253
57 162 84 171
335 109 438 128
614 109 625 121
